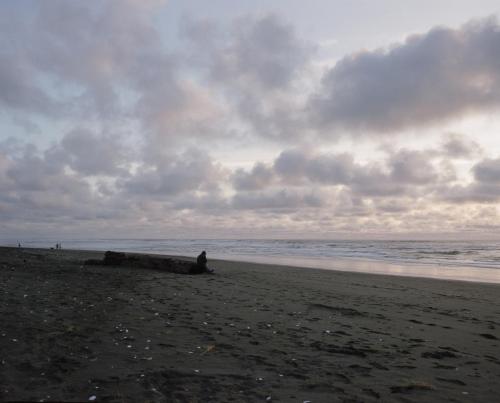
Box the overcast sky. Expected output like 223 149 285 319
2 0 500 239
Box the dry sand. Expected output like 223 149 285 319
1 246 499 402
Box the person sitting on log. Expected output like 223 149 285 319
197 251 214 273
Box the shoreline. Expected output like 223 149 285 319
205 253 500 285
6 245 500 285
1 246 499 401
3 239 499 273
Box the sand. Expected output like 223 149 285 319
0 246 499 402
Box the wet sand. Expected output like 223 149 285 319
1 246 499 402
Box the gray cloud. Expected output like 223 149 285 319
473 157 500 183
171 191 229 211
275 149 361 186
33 0 171 118
5 149 65 192
239 148 446 200
225 14 312 89
440 183 500 203
0 4 311 148
183 14 312 90
388 150 439 185
232 163 274 191
0 0 198 140
274 150 438 195
437 156 500 203
2 4 500 236
349 167 408 197
182 14 313 141
4 5 500 147
0 145 99 223
0 132 231 226
123 149 224 196
0 136 497 235
274 149 309 180
232 188 325 210
311 17 500 133
441 133 483 158
0 55 56 115
304 153 357 185
58 129 130 176
375 199 412 214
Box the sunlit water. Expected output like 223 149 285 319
2 238 500 283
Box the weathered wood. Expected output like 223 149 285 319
84 251 204 274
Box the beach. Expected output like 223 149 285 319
1 247 499 402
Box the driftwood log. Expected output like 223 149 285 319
85 251 204 274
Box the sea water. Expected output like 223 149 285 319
3 238 500 283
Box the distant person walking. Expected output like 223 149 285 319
197 251 214 273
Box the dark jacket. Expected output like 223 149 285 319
197 252 207 267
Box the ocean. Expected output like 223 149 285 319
3 238 500 283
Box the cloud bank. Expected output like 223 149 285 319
1 1 500 237
311 17 500 134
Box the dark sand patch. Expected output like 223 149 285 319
1 246 500 402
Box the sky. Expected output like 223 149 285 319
2 0 500 239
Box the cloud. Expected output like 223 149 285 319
303 153 358 185
232 163 275 191
234 147 450 207
473 157 500 183
232 188 325 210
183 14 312 90
273 149 310 181
33 0 169 117
182 14 313 140
226 14 312 88
0 55 56 115
310 17 500 133
123 148 225 196
0 152 11 188
388 149 439 185
0 133 230 225
57 129 130 176
0 144 99 223
0 0 204 136
2 5 500 237
438 156 500 203
278 148 439 189
274 149 360 186
440 183 500 203
0 136 497 235
3 6 500 147
441 133 483 158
